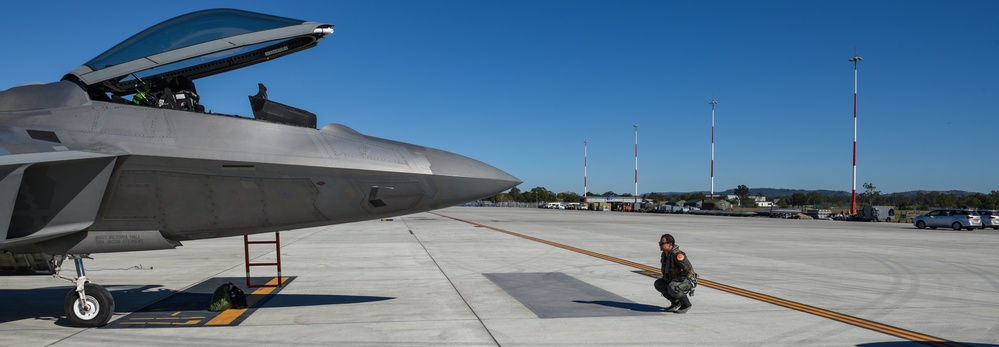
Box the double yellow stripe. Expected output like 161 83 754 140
432 212 967 347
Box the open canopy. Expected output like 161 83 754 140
65 9 333 96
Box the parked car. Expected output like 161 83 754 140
977 210 999 230
913 209 982 230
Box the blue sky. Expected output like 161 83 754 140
2 1 997 194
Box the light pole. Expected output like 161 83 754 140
583 139 588 204
634 122 639 204
849 54 862 215
709 98 717 200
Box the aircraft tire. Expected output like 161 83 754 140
64 283 114 327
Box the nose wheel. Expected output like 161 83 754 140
64 282 114 327
53 255 116 327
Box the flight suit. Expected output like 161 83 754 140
654 245 696 310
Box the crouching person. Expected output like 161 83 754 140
654 233 696 313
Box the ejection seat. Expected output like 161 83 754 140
161 75 204 112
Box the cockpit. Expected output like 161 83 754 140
61 9 333 128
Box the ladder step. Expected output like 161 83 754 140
247 262 280 267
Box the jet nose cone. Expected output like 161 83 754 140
422 148 521 205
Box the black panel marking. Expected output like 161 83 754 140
26 130 60 143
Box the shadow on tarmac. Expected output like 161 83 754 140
0 283 394 326
0 285 77 325
572 300 669 313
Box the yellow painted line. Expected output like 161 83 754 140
121 319 203 326
121 313 208 326
204 277 287 326
432 212 970 347
124 316 206 321
144 320 201 325
203 309 248 325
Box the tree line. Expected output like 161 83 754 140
485 183 999 211
775 183 999 210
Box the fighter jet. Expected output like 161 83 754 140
0 9 520 327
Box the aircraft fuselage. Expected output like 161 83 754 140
0 81 519 255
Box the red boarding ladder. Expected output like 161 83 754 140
244 232 283 288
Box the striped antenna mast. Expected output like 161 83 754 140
709 98 718 200
849 52 862 214
634 122 639 204
583 139 588 203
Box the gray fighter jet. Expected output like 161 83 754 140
0 9 520 327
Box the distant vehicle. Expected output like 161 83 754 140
913 209 982 230
544 202 564 209
856 206 895 222
977 210 999 230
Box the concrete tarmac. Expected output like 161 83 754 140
2 206 998 346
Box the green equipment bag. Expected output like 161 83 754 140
209 282 246 311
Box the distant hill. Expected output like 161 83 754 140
891 190 982 197
651 188 848 197
727 188 851 197
651 188 982 197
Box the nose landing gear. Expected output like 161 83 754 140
54 255 115 327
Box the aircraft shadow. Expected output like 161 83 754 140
0 284 394 326
137 292 395 312
571 300 668 313
0 286 77 325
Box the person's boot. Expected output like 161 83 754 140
665 298 681 311
674 295 692 314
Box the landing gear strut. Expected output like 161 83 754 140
53 255 115 327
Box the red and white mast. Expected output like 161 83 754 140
634 122 639 204
849 53 862 214
583 139 588 203
709 98 717 200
